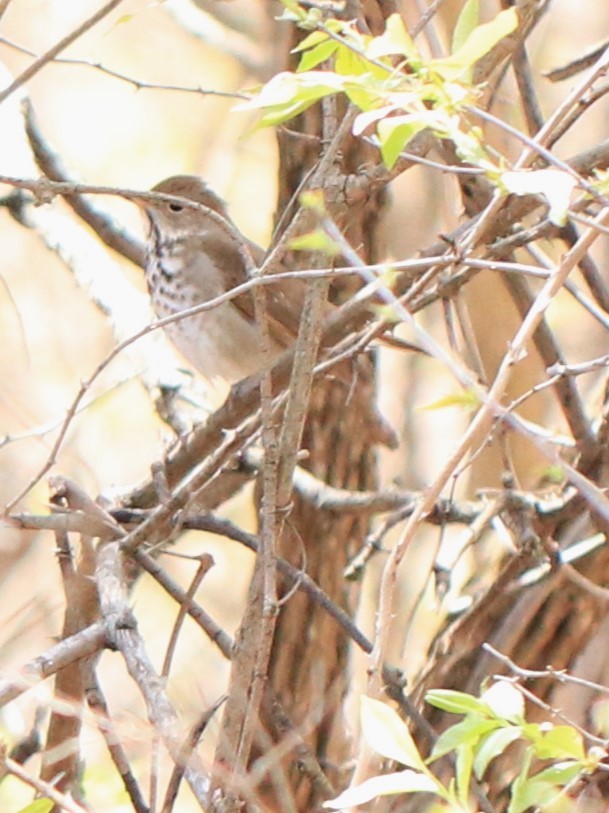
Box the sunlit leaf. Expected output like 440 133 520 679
452 0 480 54
502 169 576 226
288 230 340 256
508 775 562 813
431 7 518 80
278 0 307 20
533 726 585 761
360 696 427 771
16 801 54 813
371 303 403 325
236 71 346 126
507 748 534 813
426 689 489 716
429 717 499 762
532 760 586 786
297 38 341 71
538 464 565 484
377 113 430 168
352 105 398 136
455 743 474 806
474 727 523 779
322 770 441 809
481 681 524 723
420 389 480 411
366 13 418 60
293 26 335 53
299 189 326 212
343 74 399 111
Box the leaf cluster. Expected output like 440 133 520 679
324 686 604 813
240 0 517 170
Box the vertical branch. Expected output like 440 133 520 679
210 283 280 811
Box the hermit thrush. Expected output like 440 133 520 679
137 175 397 447
138 175 308 383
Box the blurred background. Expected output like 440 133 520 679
1 0 609 809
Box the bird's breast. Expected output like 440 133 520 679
144 249 281 382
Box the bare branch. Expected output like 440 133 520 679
0 0 127 105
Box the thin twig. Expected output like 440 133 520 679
0 0 126 105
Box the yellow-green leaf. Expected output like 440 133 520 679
431 7 518 80
288 229 340 256
455 743 474 806
534 726 585 762
297 38 340 71
299 189 326 212
474 727 523 779
377 113 430 168
17 801 54 813
279 0 304 14
420 389 480 411
452 0 480 54
322 770 441 809
360 696 428 772
366 13 418 61
235 71 345 126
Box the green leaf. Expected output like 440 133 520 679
377 114 430 168
292 27 334 53
532 760 586 786
431 7 519 80
17 801 54 813
366 13 418 60
297 38 341 71
288 229 340 256
474 727 522 779
299 189 326 212
353 104 398 136
429 717 499 762
509 779 561 813
426 689 489 716
420 389 480 411
371 303 403 325
335 42 393 80
533 726 586 761
507 748 534 813
538 464 565 484
236 71 345 127
343 75 394 111
455 743 474 806
278 0 307 20
452 0 480 54
322 770 442 809
438 118 495 170
360 696 428 772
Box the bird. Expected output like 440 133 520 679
135 174 398 447
136 174 310 383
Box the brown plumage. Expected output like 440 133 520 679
139 175 308 381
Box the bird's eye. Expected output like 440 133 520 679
169 203 184 212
